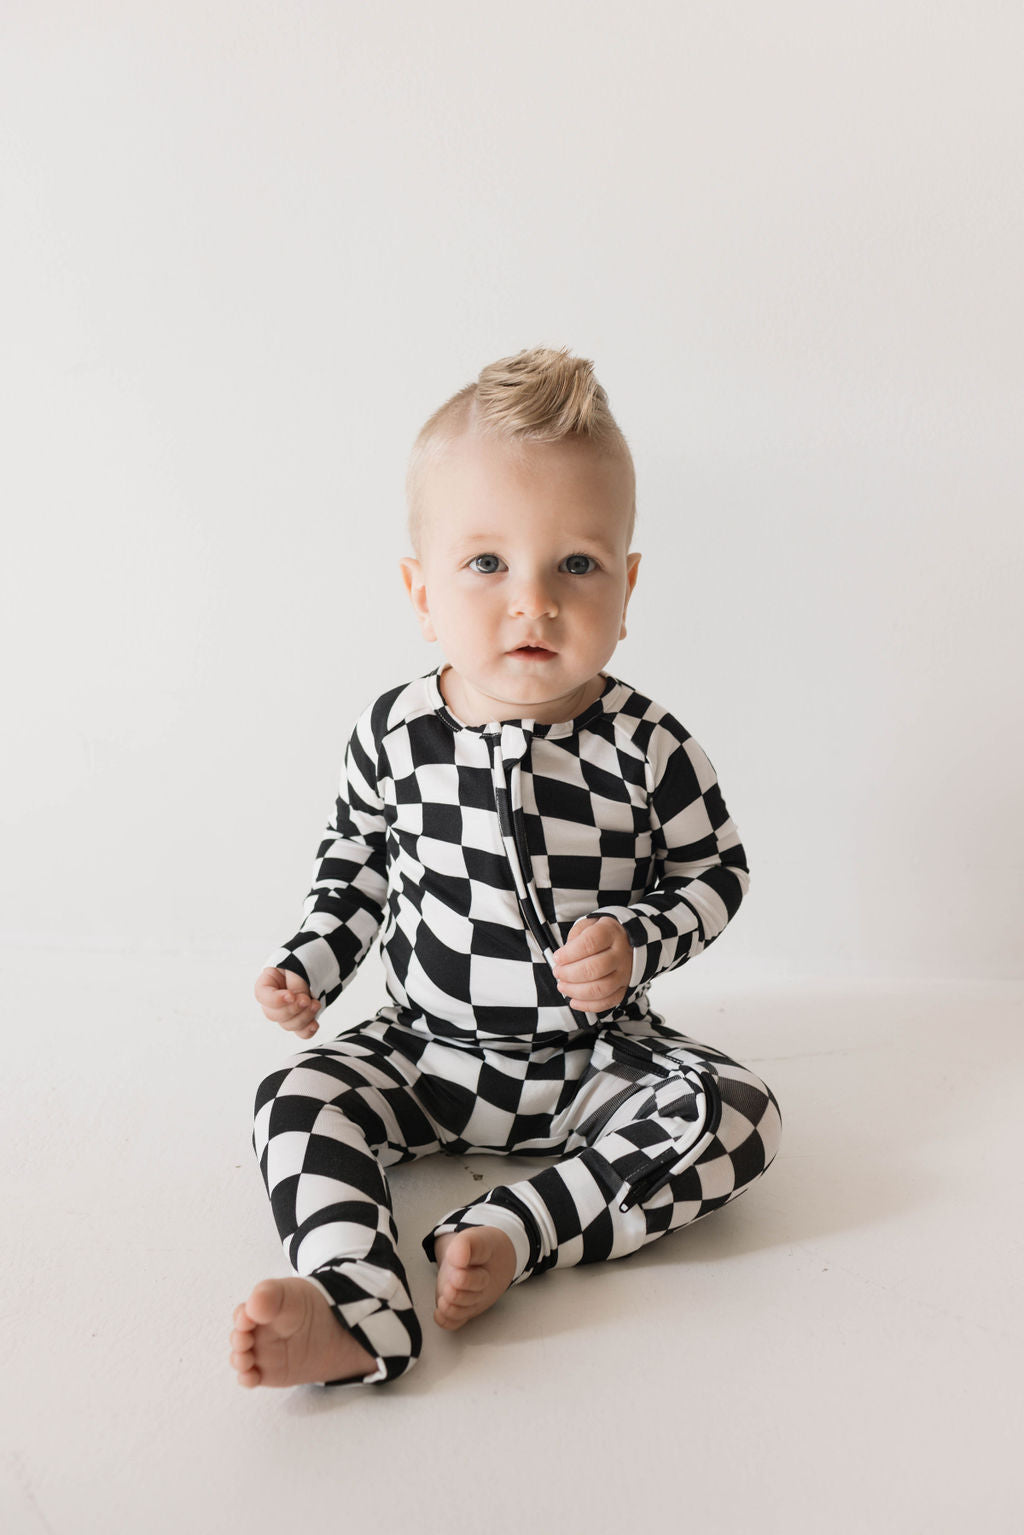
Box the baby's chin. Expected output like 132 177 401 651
443 662 606 725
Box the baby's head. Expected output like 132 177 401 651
400 345 641 725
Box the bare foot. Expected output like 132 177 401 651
433 1227 517 1330
228 1276 377 1388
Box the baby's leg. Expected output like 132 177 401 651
424 1029 782 1292
231 1019 443 1389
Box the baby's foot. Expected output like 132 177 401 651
433 1227 518 1330
228 1276 377 1388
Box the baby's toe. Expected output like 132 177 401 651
441 1295 476 1317
245 1277 287 1327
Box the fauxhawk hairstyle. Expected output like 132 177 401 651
405 345 636 553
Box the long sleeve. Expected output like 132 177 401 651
585 724 749 1006
262 704 389 1009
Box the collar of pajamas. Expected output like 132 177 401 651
265 665 749 1044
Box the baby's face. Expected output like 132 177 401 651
400 431 641 725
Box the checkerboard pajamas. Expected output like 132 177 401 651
254 666 781 1386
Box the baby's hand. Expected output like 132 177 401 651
551 917 633 1014
254 966 323 1039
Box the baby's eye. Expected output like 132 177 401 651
468 553 505 574
562 553 597 575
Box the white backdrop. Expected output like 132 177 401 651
3 0 1021 984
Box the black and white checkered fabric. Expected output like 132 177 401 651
255 666 781 1387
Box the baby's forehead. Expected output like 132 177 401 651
412 430 634 555
423 502 631 553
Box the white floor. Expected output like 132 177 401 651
2 950 1021 1534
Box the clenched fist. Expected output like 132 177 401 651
551 916 633 1014
254 967 323 1039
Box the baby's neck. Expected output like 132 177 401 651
439 667 606 727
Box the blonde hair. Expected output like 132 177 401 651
405 345 636 554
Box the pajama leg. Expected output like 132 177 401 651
252 1017 445 1386
423 1026 782 1284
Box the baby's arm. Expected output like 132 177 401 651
574 723 749 1010
256 704 388 1034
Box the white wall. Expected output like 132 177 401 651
3 1 1021 982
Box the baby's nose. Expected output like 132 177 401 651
509 577 558 618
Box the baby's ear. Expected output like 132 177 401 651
398 557 437 642
620 551 642 637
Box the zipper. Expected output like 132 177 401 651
617 1116 720 1211
609 1059 723 1212
486 729 558 963
574 1067 652 1141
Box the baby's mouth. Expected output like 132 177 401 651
508 644 556 659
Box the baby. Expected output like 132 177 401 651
228 345 782 1390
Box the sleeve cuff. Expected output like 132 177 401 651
262 947 319 998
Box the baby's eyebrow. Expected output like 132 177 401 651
454 533 501 548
